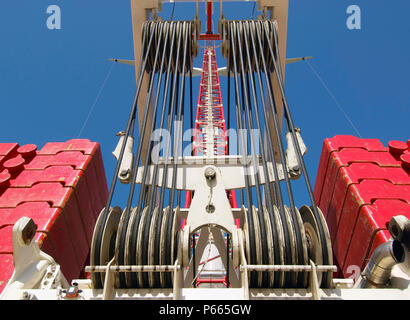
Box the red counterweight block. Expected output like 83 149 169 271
313 136 387 203
0 202 60 244
315 136 410 276
0 201 90 282
0 140 108 291
313 136 410 280
316 138 410 216
0 143 20 191
0 182 72 208
0 225 13 254
0 144 37 190
317 148 402 217
333 180 410 273
0 254 14 293
9 166 102 240
325 163 410 244
39 139 102 155
38 139 108 200
35 141 108 225
0 143 19 169
343 200 410 276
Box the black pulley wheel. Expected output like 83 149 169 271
90 206 122 289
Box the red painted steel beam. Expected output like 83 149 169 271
206 1 213 34
199 34 221 41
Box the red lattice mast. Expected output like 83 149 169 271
185 45 237 209
193 47 228 157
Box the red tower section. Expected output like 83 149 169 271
193 47 228 157
185 46 237 210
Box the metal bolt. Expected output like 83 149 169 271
21 291 30 300
388 215 410 249
120 169 130 177
206 204 215 213
204 167 216 180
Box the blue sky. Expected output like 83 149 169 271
0 1 409 207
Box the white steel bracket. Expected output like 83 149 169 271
136 156 286 190
113 131 135 183
0 217 69 300
285 128 307 179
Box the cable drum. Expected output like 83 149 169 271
222 20 277 73
243 205 328 289
141 20 197 74
98 205 181 289
90 8 197 290
124 207 139 288
220 17 334 291
143 21 155 74
272 205 285 287
251 206 263 287
94 5 334 293
299 205 333 288
262 206 275 288
148 207 160 288
114 207 134 288
283 205 298 287
293 205 309 288
90 206 122 289
135 206 149 288
159 207 171 288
